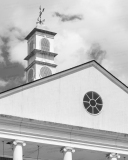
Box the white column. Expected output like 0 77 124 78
13 140 26 160
61 147 75 160
107 153 120 160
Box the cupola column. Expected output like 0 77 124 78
61 147 75 160
13 140 26 160
107 153 120 160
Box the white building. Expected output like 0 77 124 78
0 23 128 160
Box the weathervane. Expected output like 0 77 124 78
36 6 45 25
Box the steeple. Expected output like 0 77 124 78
24 7 58 83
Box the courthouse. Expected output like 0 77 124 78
0 17 128 160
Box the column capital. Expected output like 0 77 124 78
107 153 120 159
13 140 26 146
60 147 75 153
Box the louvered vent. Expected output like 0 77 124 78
29 40 34 53
40 66 52 78
41 38 50 52
28 68 34 82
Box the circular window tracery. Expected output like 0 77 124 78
83 91 103 115
40 66 52 78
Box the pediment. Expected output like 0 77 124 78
0 60 128 134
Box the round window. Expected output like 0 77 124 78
83 91 103 115
40 66 52 78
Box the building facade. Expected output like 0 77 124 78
0 25 128 160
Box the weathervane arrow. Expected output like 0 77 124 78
36 6 45 25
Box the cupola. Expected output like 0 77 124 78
24 7 58 83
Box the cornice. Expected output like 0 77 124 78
36 32 54 39
25 28 57 40
25 60 57 71
24 49 58 60
0 114 128 155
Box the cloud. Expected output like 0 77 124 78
0 56 4 63
0 63 26 92
1 75 25 92
55 30 88 71
87 43 106 64
51 0 128 87
9 27 25 41
0 25 27 67
0 25 27 92
0 0 128 91
9 41 27 66
53 12 83 22
0 79 8 87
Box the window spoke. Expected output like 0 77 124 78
92 91 93 99
87 105 91 110
96 103 102 105
86 94 91 100
83 101 89 103
96 96 100 101
92 107 94 114
95 106 99 112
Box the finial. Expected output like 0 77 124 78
36 6 45 26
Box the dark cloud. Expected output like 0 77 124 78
0 26 26 92
87 43 106 64
53 12 83 22
0 61 25 92
9 27 26 41
1 75 25 92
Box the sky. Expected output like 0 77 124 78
0 0 128 92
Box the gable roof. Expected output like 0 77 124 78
0 60 128 99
